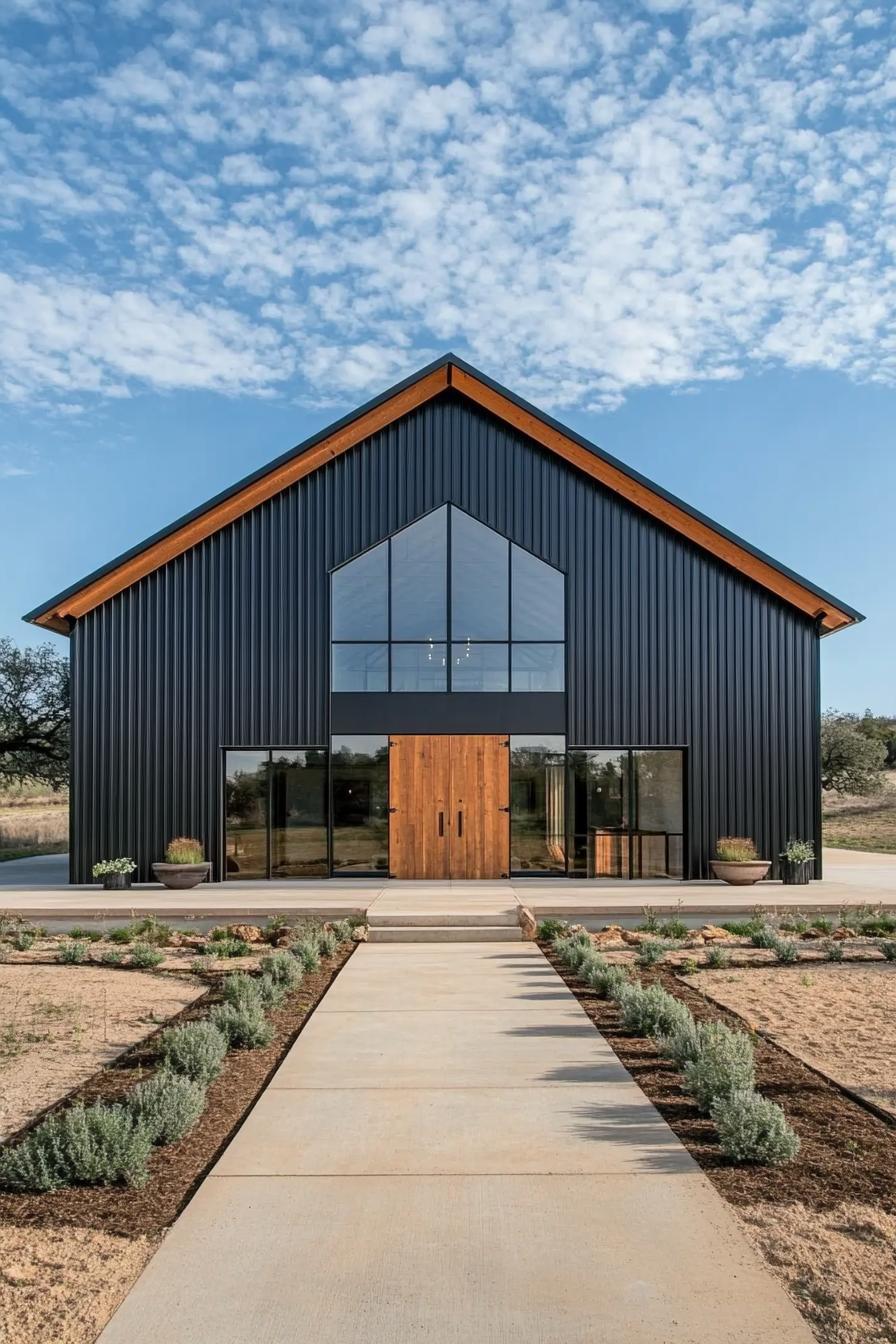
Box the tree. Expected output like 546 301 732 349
820 711 887 796
0 637 69 790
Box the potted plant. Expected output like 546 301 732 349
91 857 137 891
152 837 210 890
710 836 771 886
779 837 815 885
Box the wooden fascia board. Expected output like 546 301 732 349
42 366 450 624
451 367 853 633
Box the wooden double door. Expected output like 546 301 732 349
388 735 510 879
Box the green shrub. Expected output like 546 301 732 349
209 938 251 959
260 950 301 989
705 945 730 970
108 926 134 944
11 929 34 951
711 1089 800 1165
0 1102 153 1192
659 918 689 940
58 940 89 964
655 1017 702 1067
636 938 671 968
331 919 354 944
68 927 103 943
191 955 218 974
164 836 204 864
683 1022 755 1112
130 942 164 969
159 1020 228 1085
537 918 567 940
811 915 834 935
127 1071 206 1145
318 929 338 958
823 939 844 962
210 1002 273 1050
221 973 263 1010
751 925 779 949
131 916 173 947
586 961 628 999
293 939 320 973
720 920 763 937
616 983 691 1038
879 940 896 962
679 957 699 975
716 836 759 862
770 935 799 965
255 976 286 1010
100 948 124 966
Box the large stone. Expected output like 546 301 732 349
351 925 369 942
701 925 732 942
592 926 627 949
226 924 265 944
518 906 537 941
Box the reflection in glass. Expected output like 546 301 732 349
451 642 508 691
224 750 269 879
332 643 388 691
510 736 567 872
391 507 447 640
569 750 627 878
632 749 684 878
511 643 565 691
511 546 565 640
331 735 389 872
391 644 447 692
331 542 388 641
270 751 328 877
451 509 509 640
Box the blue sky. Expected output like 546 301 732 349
0 0 892 711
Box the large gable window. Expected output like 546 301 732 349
331 506 565 692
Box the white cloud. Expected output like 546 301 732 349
0 463 33 477
0 1 894 410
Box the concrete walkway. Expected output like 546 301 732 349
99 944 811 1344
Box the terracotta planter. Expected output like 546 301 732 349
152 861 210 890
710 859 771 886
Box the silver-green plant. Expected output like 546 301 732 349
210 1002 273 1050
159 1020 228 1086
770 934 799 965
636 938 673 968
100 948 124 966
710 1089 800 1164
331 919 353 944
705 945 730 970
127 1071 206 1145
13 930 35 951
879 940 896 961
293 938 320 973
221 973 263 1010
0 1102 153 1192
614 982 689 1037
130 942 165 969
655 1016 703 1067
751 924 779 950
260 950 301 989
58 939 89 964
587 961 629 999
683 1022 755 1112
318 929 338 958
823 939 844 962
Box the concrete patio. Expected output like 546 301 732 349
1 847 893 923
98 943 812 1343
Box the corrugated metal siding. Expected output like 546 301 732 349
70 391 820 882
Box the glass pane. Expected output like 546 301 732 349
510 736 566 873
631 750 684 878
331 541 388 640
391 643 447 692
511 643 565 691
332 643 388 692
391 507 447 640
269 750 328 878
511 546 564 640
331 735 389 872
224 750 269 880
451 642 508 691
451 508 509 640
569 750 628 878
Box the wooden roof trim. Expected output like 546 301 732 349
36 366 450 627
451 367 853 633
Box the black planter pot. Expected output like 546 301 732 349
781 858 811 886
102 872 132 891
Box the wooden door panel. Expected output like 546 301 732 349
449 735 509 880
389 735 450 879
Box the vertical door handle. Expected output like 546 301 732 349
457 810 463 838
438 811 444 837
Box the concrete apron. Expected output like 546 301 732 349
98 944 812 1344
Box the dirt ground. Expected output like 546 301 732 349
823 771 896 854
0 1224 158 1344
694 964 896 1120
0 965 204 1139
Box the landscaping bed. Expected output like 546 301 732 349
0 937 354 1344
544 941 896 1343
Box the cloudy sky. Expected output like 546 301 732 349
1 0 893 708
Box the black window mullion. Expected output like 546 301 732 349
447 505 453 692
266 749 272 880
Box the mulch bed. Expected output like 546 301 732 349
0 944 353 1238
543 945 896 1215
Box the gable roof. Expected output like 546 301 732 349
24 353 863 635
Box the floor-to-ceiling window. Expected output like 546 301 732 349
568 748 684 878
509 735 567 873
331 735 389 874
224 748 327 879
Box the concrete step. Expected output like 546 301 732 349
367 925 523 943
368 909 519 928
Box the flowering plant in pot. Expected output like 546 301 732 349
91 857 136 891
779 838 814 886
152 837 210 890
710 837 771 886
